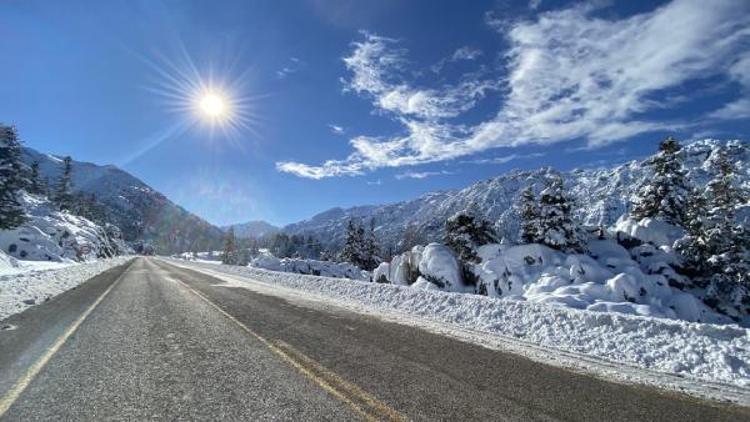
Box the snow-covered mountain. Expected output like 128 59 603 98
21 148 224 254
284 139 750 251
222 220 279 239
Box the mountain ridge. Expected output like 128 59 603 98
282 139 750 252
21 147 225 254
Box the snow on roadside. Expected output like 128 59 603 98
0 256 132 321
168 259 750 397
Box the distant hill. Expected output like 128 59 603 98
222 220 279 239
22 148 224 254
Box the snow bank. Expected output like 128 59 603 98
0 193 130 263
250 252 370 281
169 259 750 391
0 257 132 320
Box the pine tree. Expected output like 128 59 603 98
631 136 690 226
28 161 45 195
0 124 28 230
518 186 540 243
221 227 239 265
444 205 497 263
537 175 585 253
55 156 74 211
339 219 369 268
676 148 749 308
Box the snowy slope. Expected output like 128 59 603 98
284 139 750 250
0 192 129 263
21 147 224 254
222 220 279 239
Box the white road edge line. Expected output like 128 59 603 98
0 262 131 417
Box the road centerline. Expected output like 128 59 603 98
171 275 406 422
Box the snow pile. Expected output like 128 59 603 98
0 193 130 263
169 259 750 389
250 252 370 281
0 256 131 320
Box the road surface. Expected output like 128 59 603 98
0 257 747 421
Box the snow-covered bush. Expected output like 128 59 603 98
375 234 737 325
416 243 464 292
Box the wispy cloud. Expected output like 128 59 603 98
395 170 455 180
277 57 305 79
431 46 483 73
466 152 546 165
329 124 345 134
278 0 750 179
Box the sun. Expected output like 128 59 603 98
198 92 228 118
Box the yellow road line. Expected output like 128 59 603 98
174 277 406 422
0 264 130 418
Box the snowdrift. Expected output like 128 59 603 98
250 252 370 281
0 193 129 263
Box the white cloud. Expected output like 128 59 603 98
329 124 345 134
278 0 750 179
451 46 482 61
395 170 455 180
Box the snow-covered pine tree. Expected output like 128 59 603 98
676 148 749 309
537 175 585 253
221 227 239 265
630 136 690 226
444 204 497 263
54 156 74 211
28 160 46 195
338 219 369 269
0 124 28 230
518 186 540 244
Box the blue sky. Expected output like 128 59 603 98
1 0 748 226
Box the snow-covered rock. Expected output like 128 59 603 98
0 193 130 263
612 216 685 248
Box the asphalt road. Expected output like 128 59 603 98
0 257 748 421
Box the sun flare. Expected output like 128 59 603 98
198 92 228 118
